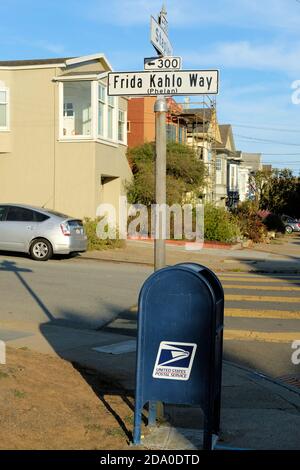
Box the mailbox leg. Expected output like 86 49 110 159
203 402 214 450
213 394 221 435
133 407 142 445
148 401 157 426
203 426 213 450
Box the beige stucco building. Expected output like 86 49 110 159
0 53 132 219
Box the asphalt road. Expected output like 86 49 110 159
0 253 152 329
0 252 299 380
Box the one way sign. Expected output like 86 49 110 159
144 56 182 71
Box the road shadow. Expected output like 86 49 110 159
73 365 148 444
0 250 82 262
0 258 138 445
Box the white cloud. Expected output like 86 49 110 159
183 40 300 75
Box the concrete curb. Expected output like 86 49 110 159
78 255 300 274
224 360 300 398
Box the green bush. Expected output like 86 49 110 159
83 218 125 251
126 142 206 205
204 205 240 243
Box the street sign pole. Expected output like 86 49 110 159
150 6 170 427
154 96 168 272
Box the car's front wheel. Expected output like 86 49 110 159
285 225 293 234
30 238 53 261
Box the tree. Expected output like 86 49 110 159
252 168 300 217
126 142 206 205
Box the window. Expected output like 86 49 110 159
118 110 125 142
166 124 176 142
98 84 105 137
0 206 7 221
107 96 115 139
0 89 9 130
127 121 131 133
63 82 91 137
216 157 222 185
6 207 35 222
34 212 50 222
178 126 184 143
63 102 74 117
230 164 237 190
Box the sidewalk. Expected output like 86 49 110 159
2 316 300 450
81 237 300 274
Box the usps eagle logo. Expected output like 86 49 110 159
152 342 197 381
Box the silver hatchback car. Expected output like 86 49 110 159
0 204 88 261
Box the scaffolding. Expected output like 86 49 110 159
172 96 219 203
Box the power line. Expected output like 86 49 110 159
232 124 300 133
261 153 300 156
235 134 300 146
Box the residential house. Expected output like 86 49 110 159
216 124 243 208
179 107 226 205
127 96 187 148
241 152 263 202
241 152 262 172
0 53 132 219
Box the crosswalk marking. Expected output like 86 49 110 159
226 294 300 303
224 284 300 292
128 274 300 344
219 274 300 279
220 276 300 284
225 309 299 319
224 329 298 343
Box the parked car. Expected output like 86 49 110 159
0 204 87 261
281 215 300 234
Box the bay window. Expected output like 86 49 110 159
60 80 123 143
98 84 105 137
63 81 92 137
0 89 9 130
107 96 115 139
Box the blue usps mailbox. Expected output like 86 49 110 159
133 262 224 450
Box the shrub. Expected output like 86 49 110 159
234 202 267 243
204 204 240 243
83 218 125 251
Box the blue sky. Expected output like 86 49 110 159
1 0 300 173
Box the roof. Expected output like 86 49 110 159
0 58 72 66
0 53 113 71
218 124 231 147
180 108 214 122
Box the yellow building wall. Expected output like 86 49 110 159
0 68 55 207
0 61 132 220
